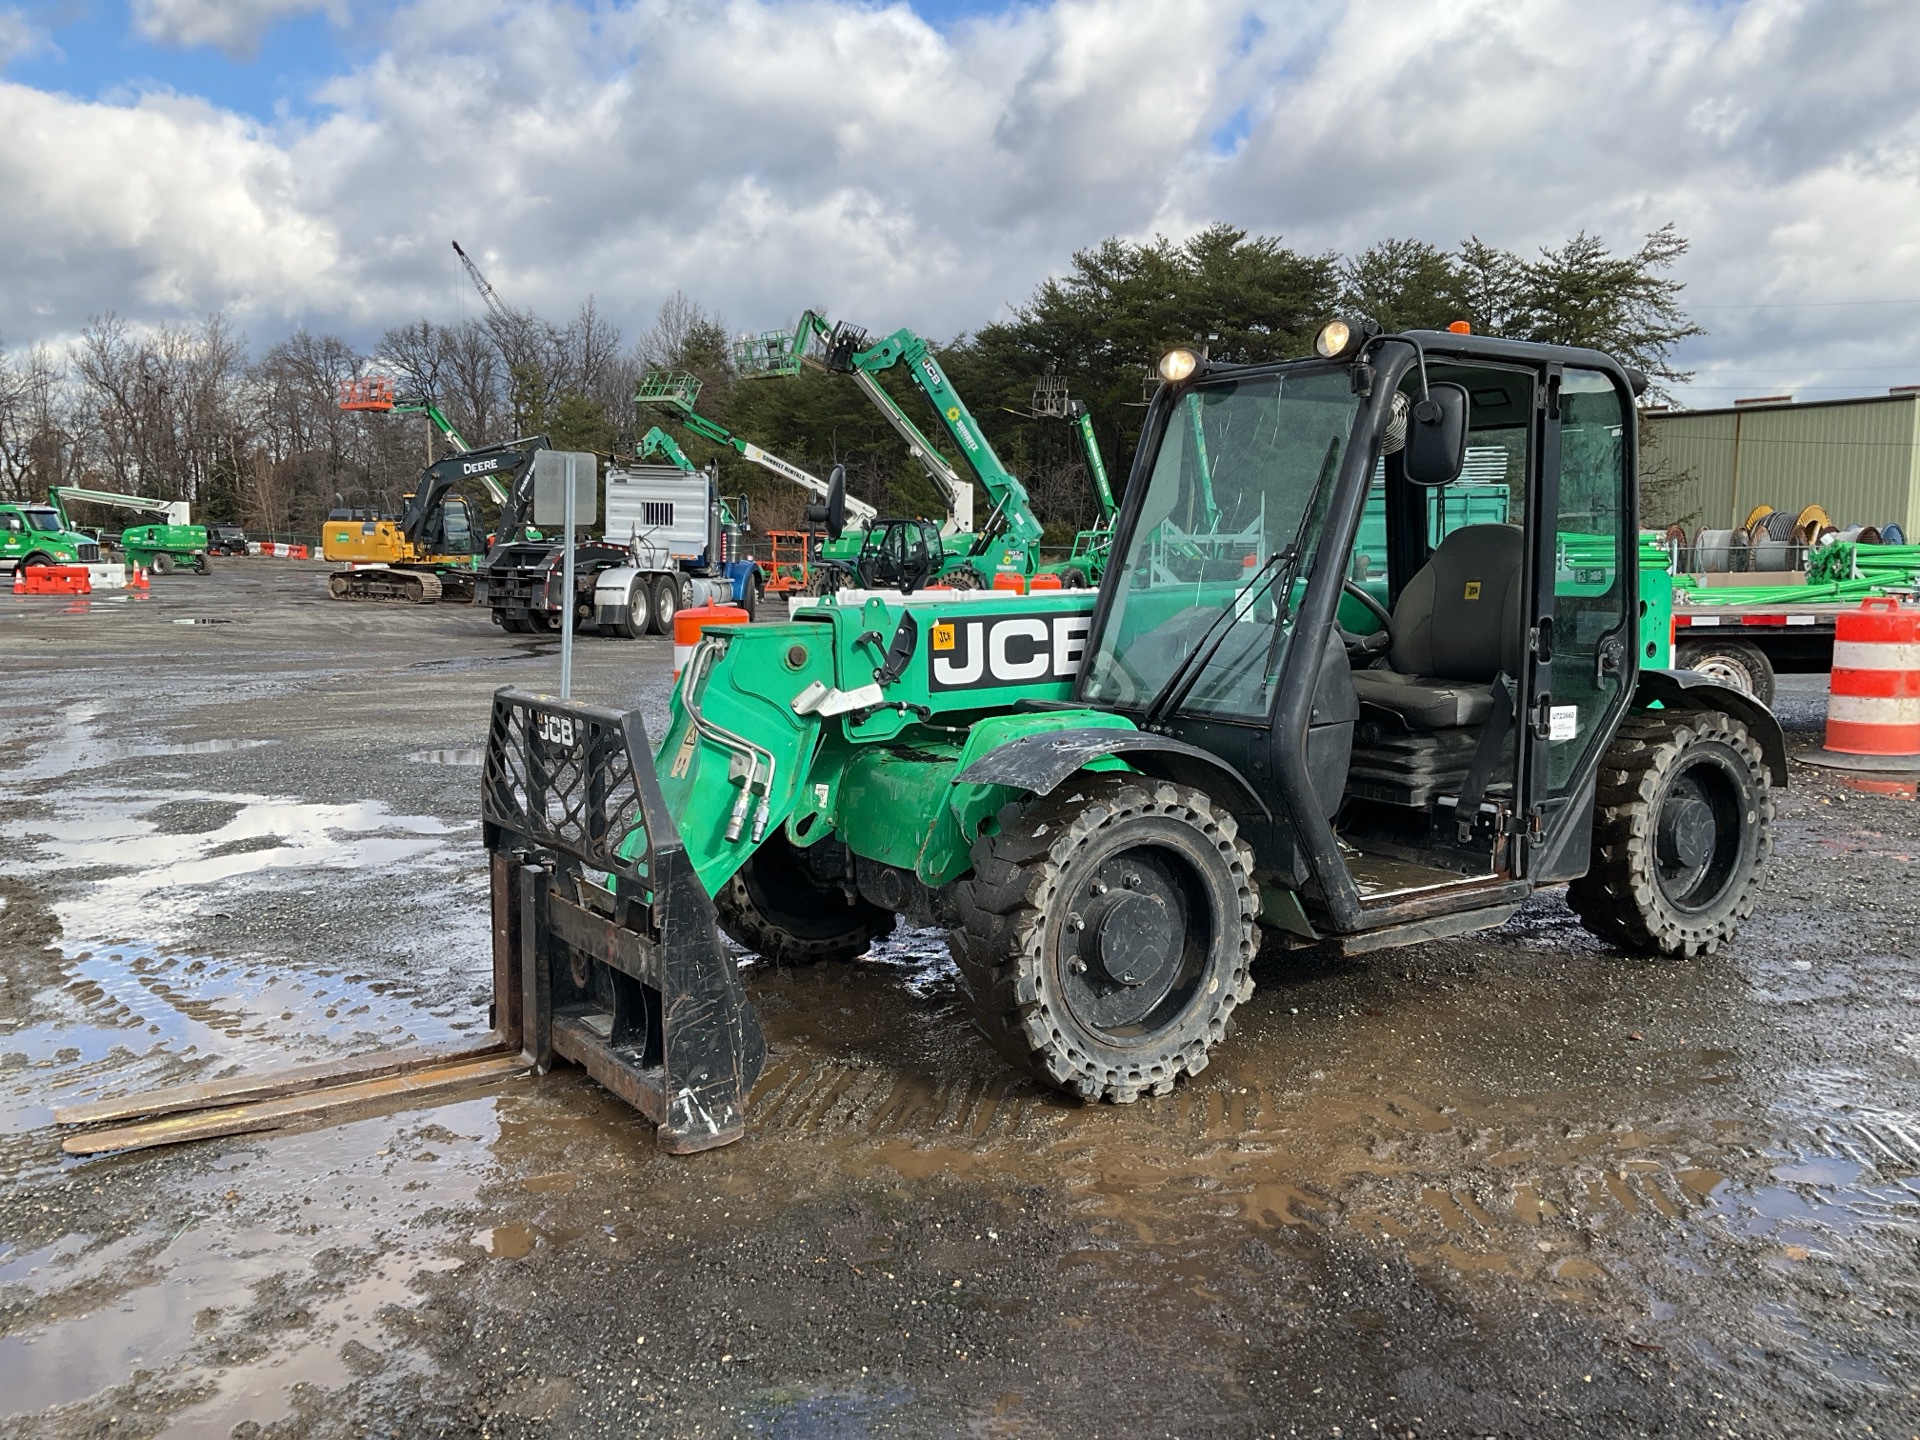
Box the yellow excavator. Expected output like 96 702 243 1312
326 378 546 604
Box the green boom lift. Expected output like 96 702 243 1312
453 318 1782 1152
737 312 1045 588
1029 374 1118 588
48 489 209 574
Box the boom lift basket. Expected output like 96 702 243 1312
634 370 704 414
732 328 805 379
483 687 767 1153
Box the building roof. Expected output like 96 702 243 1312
1650 390 1920 421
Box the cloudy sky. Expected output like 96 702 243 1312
0 0 1915 407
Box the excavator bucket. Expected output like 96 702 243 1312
483 688 767 1153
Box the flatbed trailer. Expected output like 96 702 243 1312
1671 595 1912 705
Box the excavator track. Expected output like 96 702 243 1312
326 567 445 604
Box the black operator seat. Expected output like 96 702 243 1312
1349 523 1525 730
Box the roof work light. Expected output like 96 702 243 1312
1157 348 1199 383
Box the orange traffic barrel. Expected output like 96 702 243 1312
992 572 1026 594
1807 598 1920 772
673 603 749 679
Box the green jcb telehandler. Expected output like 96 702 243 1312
56 322 1783 1161
463 318 1782 1151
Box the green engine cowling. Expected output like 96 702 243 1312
653 590 1134 898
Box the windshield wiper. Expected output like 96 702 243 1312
1139 548 1292 730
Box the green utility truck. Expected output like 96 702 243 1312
0 501 106 571
481 321 1780 1152
49 488 209 573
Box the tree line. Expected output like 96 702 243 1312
0 224 1699 542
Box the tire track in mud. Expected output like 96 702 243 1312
742 991 1920 1340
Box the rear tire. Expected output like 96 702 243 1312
192 553 209 574
651 575 680 633
1062 567 1089 589
1568 711 1773 958
1676 639 1776 708
947 774 1258 1103
619 578 652 639
715 833 893 965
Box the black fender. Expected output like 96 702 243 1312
954 727 1271 820
1634 670 1788 786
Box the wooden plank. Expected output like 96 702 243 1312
53 1038 512 1128
61 1053 527 1156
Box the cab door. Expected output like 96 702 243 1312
1518 366 1637 881
0 513 22 563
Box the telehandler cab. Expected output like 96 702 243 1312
462 320 1783 1150
58 323 1783 1159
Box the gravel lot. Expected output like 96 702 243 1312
0 562 1914 1438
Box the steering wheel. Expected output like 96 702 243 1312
1342 579 1393 632
1340 579 1394 659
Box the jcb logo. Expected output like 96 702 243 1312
535 712 578 747
928 609 1095 692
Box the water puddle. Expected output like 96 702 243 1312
1 788 463 944
1839 775 1919 800
15 705 278 778
0 1103 501 1425
410 748 486 766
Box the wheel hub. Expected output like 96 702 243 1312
1658 791 1716 871
1090 890 1177 988
1058 853 1191 1033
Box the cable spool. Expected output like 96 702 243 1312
1751 536 1795 571
1743 504 1776 535
1859 526 1884 546
1884 523 1906 546
1762 508 1799 542
1795 504 1834 544
1662 522 1690 569
1691 527 1740 573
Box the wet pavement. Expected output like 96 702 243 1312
1 565 1915 1438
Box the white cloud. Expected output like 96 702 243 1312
2 0 1918 405
0 5 50 66
131 0 344 60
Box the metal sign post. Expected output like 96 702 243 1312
531 451 599 699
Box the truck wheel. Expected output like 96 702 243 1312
947 774 1258 1103
21 552 50 567
619 578 652 639
151 552 176 575
1677 638 1775 707
715 833 893 965
192 553 210 575
1568 712 1773 959
650 575 680 633
499 612 531 634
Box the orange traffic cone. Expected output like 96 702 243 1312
11 570 22 594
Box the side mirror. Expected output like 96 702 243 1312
803 464 849 541
1404 382 1469 486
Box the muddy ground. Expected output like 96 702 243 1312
0 563 1914 1439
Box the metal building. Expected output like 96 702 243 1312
1642 390 1920 534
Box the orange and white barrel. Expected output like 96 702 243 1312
673 604 749 680
1810 598 1920 772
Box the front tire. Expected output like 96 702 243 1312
150 552 176 575
715 833 893 965
947 774 1258 1103
1568 711 1773 958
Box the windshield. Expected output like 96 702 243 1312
1083 366 1361 719
24 508 65 533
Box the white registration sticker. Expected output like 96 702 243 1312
1549 705 1579 741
